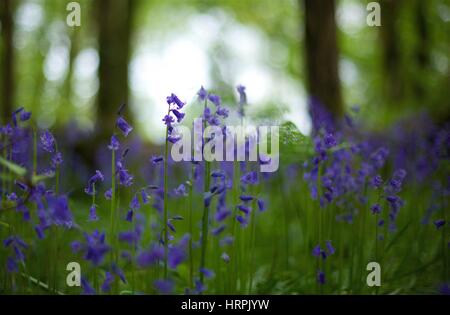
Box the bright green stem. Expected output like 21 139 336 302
200 160 210 284
163 121 169 280
188 167 194 288
200 100 210 285
32 128 37 176
110 148 116 267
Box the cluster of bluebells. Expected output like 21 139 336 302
164 93 186 143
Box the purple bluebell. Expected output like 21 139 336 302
88 205 98 221
154 279 174 294
141 189 149 204
40 130 55 153
151 155 164 165
197 86 208 101
324 133 337 149
126 209 133 222
130 194 140 210
221 252 230 263
434 219 445 229
173 184 187 197
212 225 226 236
317 270 325 285
237 204 251 215
257 199 266 212
51 152 63 167
371 203 381 214
137 245 164 267
199 268 215 279
104 188 112 200
84 170 104 195
239 195 253 202
108 135 120 151
81 277 96 295
208 94 221 106
116 116 133 137
166 93 185 109
47 195 73 227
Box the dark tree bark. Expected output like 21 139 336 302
96 0 134 139
380 0 403 103
413 0 429 100
302 0 343 118
0 0 14 125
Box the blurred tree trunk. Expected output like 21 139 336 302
413 0 429 101
302 0 343 118
380 0 403 103
0 0 14 125
96 0 134 140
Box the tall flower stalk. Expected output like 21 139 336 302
162 93 186 280
200 98 210 285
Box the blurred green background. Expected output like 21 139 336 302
1 0 449 143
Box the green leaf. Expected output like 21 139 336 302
0 156 27 177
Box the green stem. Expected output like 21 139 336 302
188 167 194 288
110 148 116 270
200 99 210 285
163 113 170 280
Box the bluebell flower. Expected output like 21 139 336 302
207 94 221 106
199 268 215 279
116 116 133 137
137 244 164 267
104 188 112 200
239 195 253 202
317 270 325 285
172 109 185 123
154 279 174 294
108 135 120 151
370 175 383 189
126 209 133 222
51 152 63 167
74 230 110 266
81 277 96 295
237 204 251 215
324 133 337 149
257 199 266 211
19 109 31 122
434 219 445 229
212 225 226 236
130 194 140 210
85 170 104 195
197 86 208 101
47 195 73 227
215 208 231 222
151 155 164 165
371 203 381 214
221 252 230 263
88 205 98 221
101 272 114 292
216 106 229 118
6 257 18 273
325 240 335 255
116 161 133 186
40 130 55 153
141 189 150 204
166 93 185 109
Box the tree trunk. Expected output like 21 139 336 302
0 0 14 125
302 0 343 119
380 0 403 103
96 0 134 139
413 0 429 100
